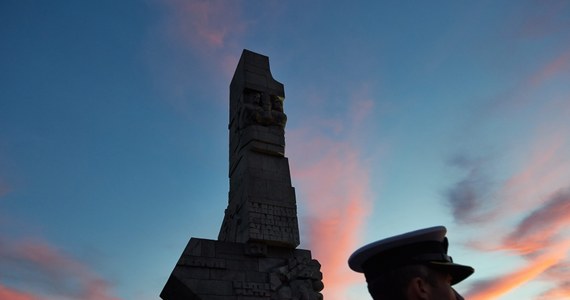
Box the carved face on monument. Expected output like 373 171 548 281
271 95 284 112
239 89 287 129
244 90 262 106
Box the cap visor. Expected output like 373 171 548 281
428 262 474 285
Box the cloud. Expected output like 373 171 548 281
0 284 40 300
501 188 570 255
538 263 570 299
529 50 570 87
348 84 376 125
446 120 570 298
0 237 121 300
289 133 372 300
452 170 570 297
538 284 570 300
444 155 499 224
156 0 246 75
447 129 570 226
143 0 247 116
163 0 245 51
466 240 570 300
515 1 570 39
0 179 9 198
500 133 569 212
491 47 570 112
287 91 376 300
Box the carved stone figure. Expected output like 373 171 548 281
239 89 287 129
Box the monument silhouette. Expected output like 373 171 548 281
161 50 324 300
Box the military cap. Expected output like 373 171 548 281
348 226 474 285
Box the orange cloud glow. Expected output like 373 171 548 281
449 98 570 298
288 131 372 300
287 92 373 300
538 284 570 300
501 189 570 255
285 86 378 300
467 241 570 300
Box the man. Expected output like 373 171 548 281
348 226 474 300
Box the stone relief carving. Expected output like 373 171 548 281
239 89 287 129
270 257 324 300
270 95 287 128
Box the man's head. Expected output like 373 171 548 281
348 226 474 300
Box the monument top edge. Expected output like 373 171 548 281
242 48 269 59
230 49 283 94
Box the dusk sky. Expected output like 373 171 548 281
2 1 570 299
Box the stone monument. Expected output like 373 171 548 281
160 49 324 300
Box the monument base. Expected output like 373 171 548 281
160 238 323 300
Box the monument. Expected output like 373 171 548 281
160 50 324 300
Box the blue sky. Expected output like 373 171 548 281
1 1 570 299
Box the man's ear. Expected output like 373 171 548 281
407 277 431 300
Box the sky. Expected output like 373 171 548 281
1 1 570 299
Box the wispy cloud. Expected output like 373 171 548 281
162 0 246 52
515 1 570 39
0 284 40 300
0 179 9 198
289 133 371 300
500 133 569 212
0 237 121 300
445 155 497 224
529 50 570 87
491 47 570 112
501 188 570 255
467 239 570 300
445 42 570 295
159 0 246 76
288 88 377 300
446 128 570 298
537 262 570 299
144 0 247 115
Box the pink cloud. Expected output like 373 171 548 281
501 189 570 255
0 285 41 300
488 45 570 114
0 182 9 198
348 84 375 125
289 133 372 300
529 50 570 87
163 0 246 51
539 287 570 300
459 177 570 298
538 263 570 299
466 240 570 300
0 174 10 198
0 237 121 300
447 115 570 298
448 128 570 224
516 1 570 39
501 132 570 213
145 0 248 116
287 87 379 299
